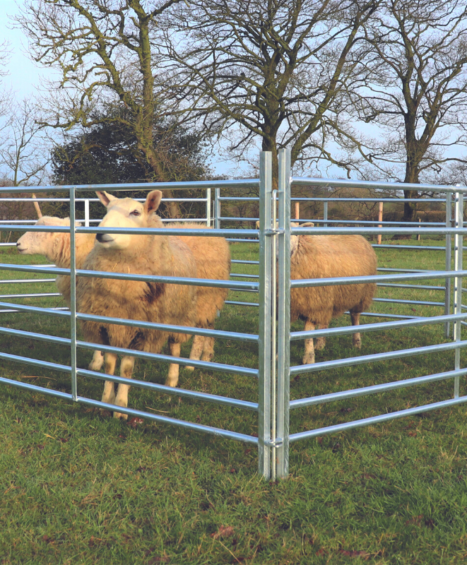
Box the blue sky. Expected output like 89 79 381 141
0 0 50 97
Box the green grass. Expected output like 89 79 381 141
1 238 467 563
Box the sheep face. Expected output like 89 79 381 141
95 190 163 250
16 217 71 256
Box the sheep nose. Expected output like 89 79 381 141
96 233 114 243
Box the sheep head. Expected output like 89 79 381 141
95 190 163 250
16 216 73 258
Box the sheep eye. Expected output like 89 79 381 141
130 210 141 217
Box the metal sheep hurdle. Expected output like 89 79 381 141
0 148 465 480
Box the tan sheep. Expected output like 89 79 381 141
166 222 230 369
290 229 377 364
16 216 104 371
77 190 198 419
97 192 231 369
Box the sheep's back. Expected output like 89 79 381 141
290 235 377 324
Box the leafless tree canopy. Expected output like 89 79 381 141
16 0 186 216
162 0 380 181
357 0 467 217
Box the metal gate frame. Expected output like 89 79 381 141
258 148 466 480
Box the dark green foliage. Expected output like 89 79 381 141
47 110 210 219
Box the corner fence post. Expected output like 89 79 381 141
277 148 291 478
454 190 463 398
258 151 273 479
445 192 452 337
70 187 78 401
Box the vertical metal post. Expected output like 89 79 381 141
271 190 278 480
70 187 78 402
323 201 328 227
258 152 273 479
277 148 291 478
445 192 452 337
214 188 221 230
206 188 211 227
84 199 90 228
453 191 463 398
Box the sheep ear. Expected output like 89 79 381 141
96 191 116 207
145 191 163 215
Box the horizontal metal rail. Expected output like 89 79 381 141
79 367 258 411
291 226 466 236
373 245 445 251
77 340 259 377
0 224 260 239
0 278 55 284
0 264 259 291
289 395 467 443
373 297 444 307
0 293 60 299
290 269 467 288
0 372 257 444
307 219 445 227
0 179 260 194
225 301 260 307
0 323 258 378
290 197 446 203
290 340 467 376
290 367 467 410
226 238 260 243
291 177 462 194
76 312 258 342
290 312 467 340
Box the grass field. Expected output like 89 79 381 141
2 237 467 564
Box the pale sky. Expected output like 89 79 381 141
0 0 244 178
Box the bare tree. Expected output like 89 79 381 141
162 0 380 184
16 0 185 217
0 99 50 187
358 0 467 220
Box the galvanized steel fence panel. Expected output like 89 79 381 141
0 150 465 479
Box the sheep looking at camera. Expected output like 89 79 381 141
77 190 198 419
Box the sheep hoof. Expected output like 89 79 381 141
353 340 362 349
113 411 128 420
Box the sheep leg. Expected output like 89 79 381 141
350 312 362 348
302 320 315 365
314 324 327 351
185 335 205 372
113 355 135 420
166 341 180 387
101 352 117 405
201 336 215 362
88 350 104 372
